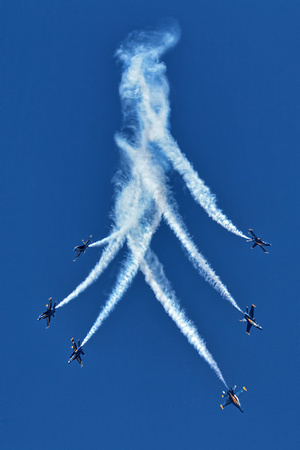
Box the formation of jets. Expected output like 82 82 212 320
219 229 269 412
38 229 270 410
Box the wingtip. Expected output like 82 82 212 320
243 387 247 391
220 405 223 410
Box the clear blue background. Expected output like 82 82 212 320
1 1 299 449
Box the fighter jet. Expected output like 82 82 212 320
73 235 92 261
68 338 85 367
220 386 247 413
240 304 263 335
247 229 271 253
37 298 56 328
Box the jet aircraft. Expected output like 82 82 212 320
247 229 271 253
73 235 92 261
240 304 263 335
68 338 85 367
220 386 247 413
37 297 56 328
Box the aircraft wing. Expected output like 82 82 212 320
251 243 257 249
46 316 50 328
249 229 256 238
71 338 77 351
77 355 83 367
236 387 246 398
260 245 268 253
68 353 76 364
249 305 255 319
221 397 232 409
73 252 81 262
246 321 252 335
47 298 52 310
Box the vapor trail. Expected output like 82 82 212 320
60 27 245 396
117 135 242 312
140 250 227 387
56 235 125 309
118 28 247 239
161 202 242 312
81 211 162 347
57 173 148 309
161 135 248 239
125 219 227 385
89 231 121 248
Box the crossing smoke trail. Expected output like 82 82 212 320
56 236 125 309
125 220 228 386
117 26 247 239
140 250 227 387
57 176 145 309
58 26 246 389
116 135 242 312
81 211 161 347
161 135 248 239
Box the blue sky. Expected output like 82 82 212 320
1 1 299 449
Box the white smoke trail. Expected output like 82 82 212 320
57 174 148 309
56 235 125 309
161 202 242 312
60 28 243 396
160 135 248 239
117 28 247 239
139 250 227 387
116 135 242 312
80 253 138 347
81 211 162 347
125 216 227 385
89 231 121 248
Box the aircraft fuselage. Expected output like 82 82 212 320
244 313 262 330
228 392 243 412
255 237 270 246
